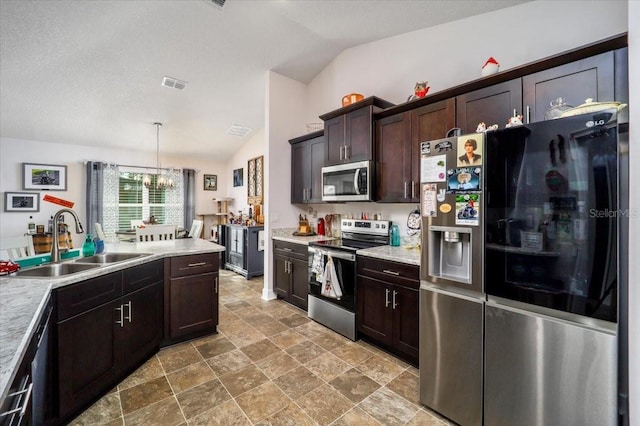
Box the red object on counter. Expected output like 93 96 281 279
317 218 325 236
0 260 20 275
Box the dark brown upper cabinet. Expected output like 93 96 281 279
320 96 394 166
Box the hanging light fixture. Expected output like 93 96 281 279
143 122 174 190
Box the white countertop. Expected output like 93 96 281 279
356 244 421 266
0 238 224 403
271 227 337 245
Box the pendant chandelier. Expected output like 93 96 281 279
143 122 174 189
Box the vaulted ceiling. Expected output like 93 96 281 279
0 0 530 160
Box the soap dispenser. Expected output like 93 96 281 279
82 234 96 257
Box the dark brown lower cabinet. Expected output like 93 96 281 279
164 253 219 345
357 257 419 365
273 240 309 310
55 261 163 423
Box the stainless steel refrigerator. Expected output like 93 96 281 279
419 133 485 426
419 109 627 425
482 109 626 425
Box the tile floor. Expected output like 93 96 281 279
70 270 453 425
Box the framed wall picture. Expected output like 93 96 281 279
4 192 40 212
23 163 67 191
233 168 243 187
204 174 217 191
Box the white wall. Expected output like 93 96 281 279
224 128 265 217
0 138 227 248
264 71 309 299
305 1 628 118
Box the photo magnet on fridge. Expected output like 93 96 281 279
455 194 480 226
447 167 481 192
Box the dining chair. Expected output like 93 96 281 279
189 220 204 239
0 235 36 259
135 225 176 242
130 220 145 229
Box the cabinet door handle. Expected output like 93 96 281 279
124 301 132 323
404 182 408 199
115 305 124 327
281 247 292 252
385 288 390 308
215 276 218 293
345 145 350 160
307 188 311 200
526 105 531 124
339 146 344 160
411 181 416 199
187 262 208 268
383 269 400 276
392 290 398 309
513 108 517 118
0 382 33 419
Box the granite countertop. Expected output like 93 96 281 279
271 227 336 245
272 227 421 266
0 238 224 404
356 245 421 266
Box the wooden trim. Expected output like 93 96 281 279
320 96 395 121
289 129 323 145
376 33 627 119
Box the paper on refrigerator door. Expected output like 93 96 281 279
422 183 438 217
421 155 447 182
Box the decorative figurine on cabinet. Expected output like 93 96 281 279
505 115 524 128
407 81 430 101
476 122 499 132
481 57 500 76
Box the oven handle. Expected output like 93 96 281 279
308 247 356 262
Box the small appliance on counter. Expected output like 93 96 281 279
293 215 316 236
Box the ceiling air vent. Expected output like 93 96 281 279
207 0 227 9
161 76 188 90
226 124 252 137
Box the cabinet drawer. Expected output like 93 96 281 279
170 253 218 278
357 256 419 290
273 240 308 260
123 259 163 294
56 271 122 321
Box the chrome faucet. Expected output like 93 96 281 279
51 208 84 263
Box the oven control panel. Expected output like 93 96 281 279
341 219 390 236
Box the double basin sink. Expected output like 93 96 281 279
10 253 152 278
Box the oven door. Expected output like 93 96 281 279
308 246 356 311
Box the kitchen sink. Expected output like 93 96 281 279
11 262 101 278
74 252 152 264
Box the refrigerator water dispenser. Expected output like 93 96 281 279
428 226 472 284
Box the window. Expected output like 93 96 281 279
99 167 184 239
117 168 184 230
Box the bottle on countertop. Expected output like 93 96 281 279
390 223 401 247
27 216 36 235
48 216 54 233
82 234 96 257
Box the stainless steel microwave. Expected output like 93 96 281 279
321 160 372 202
